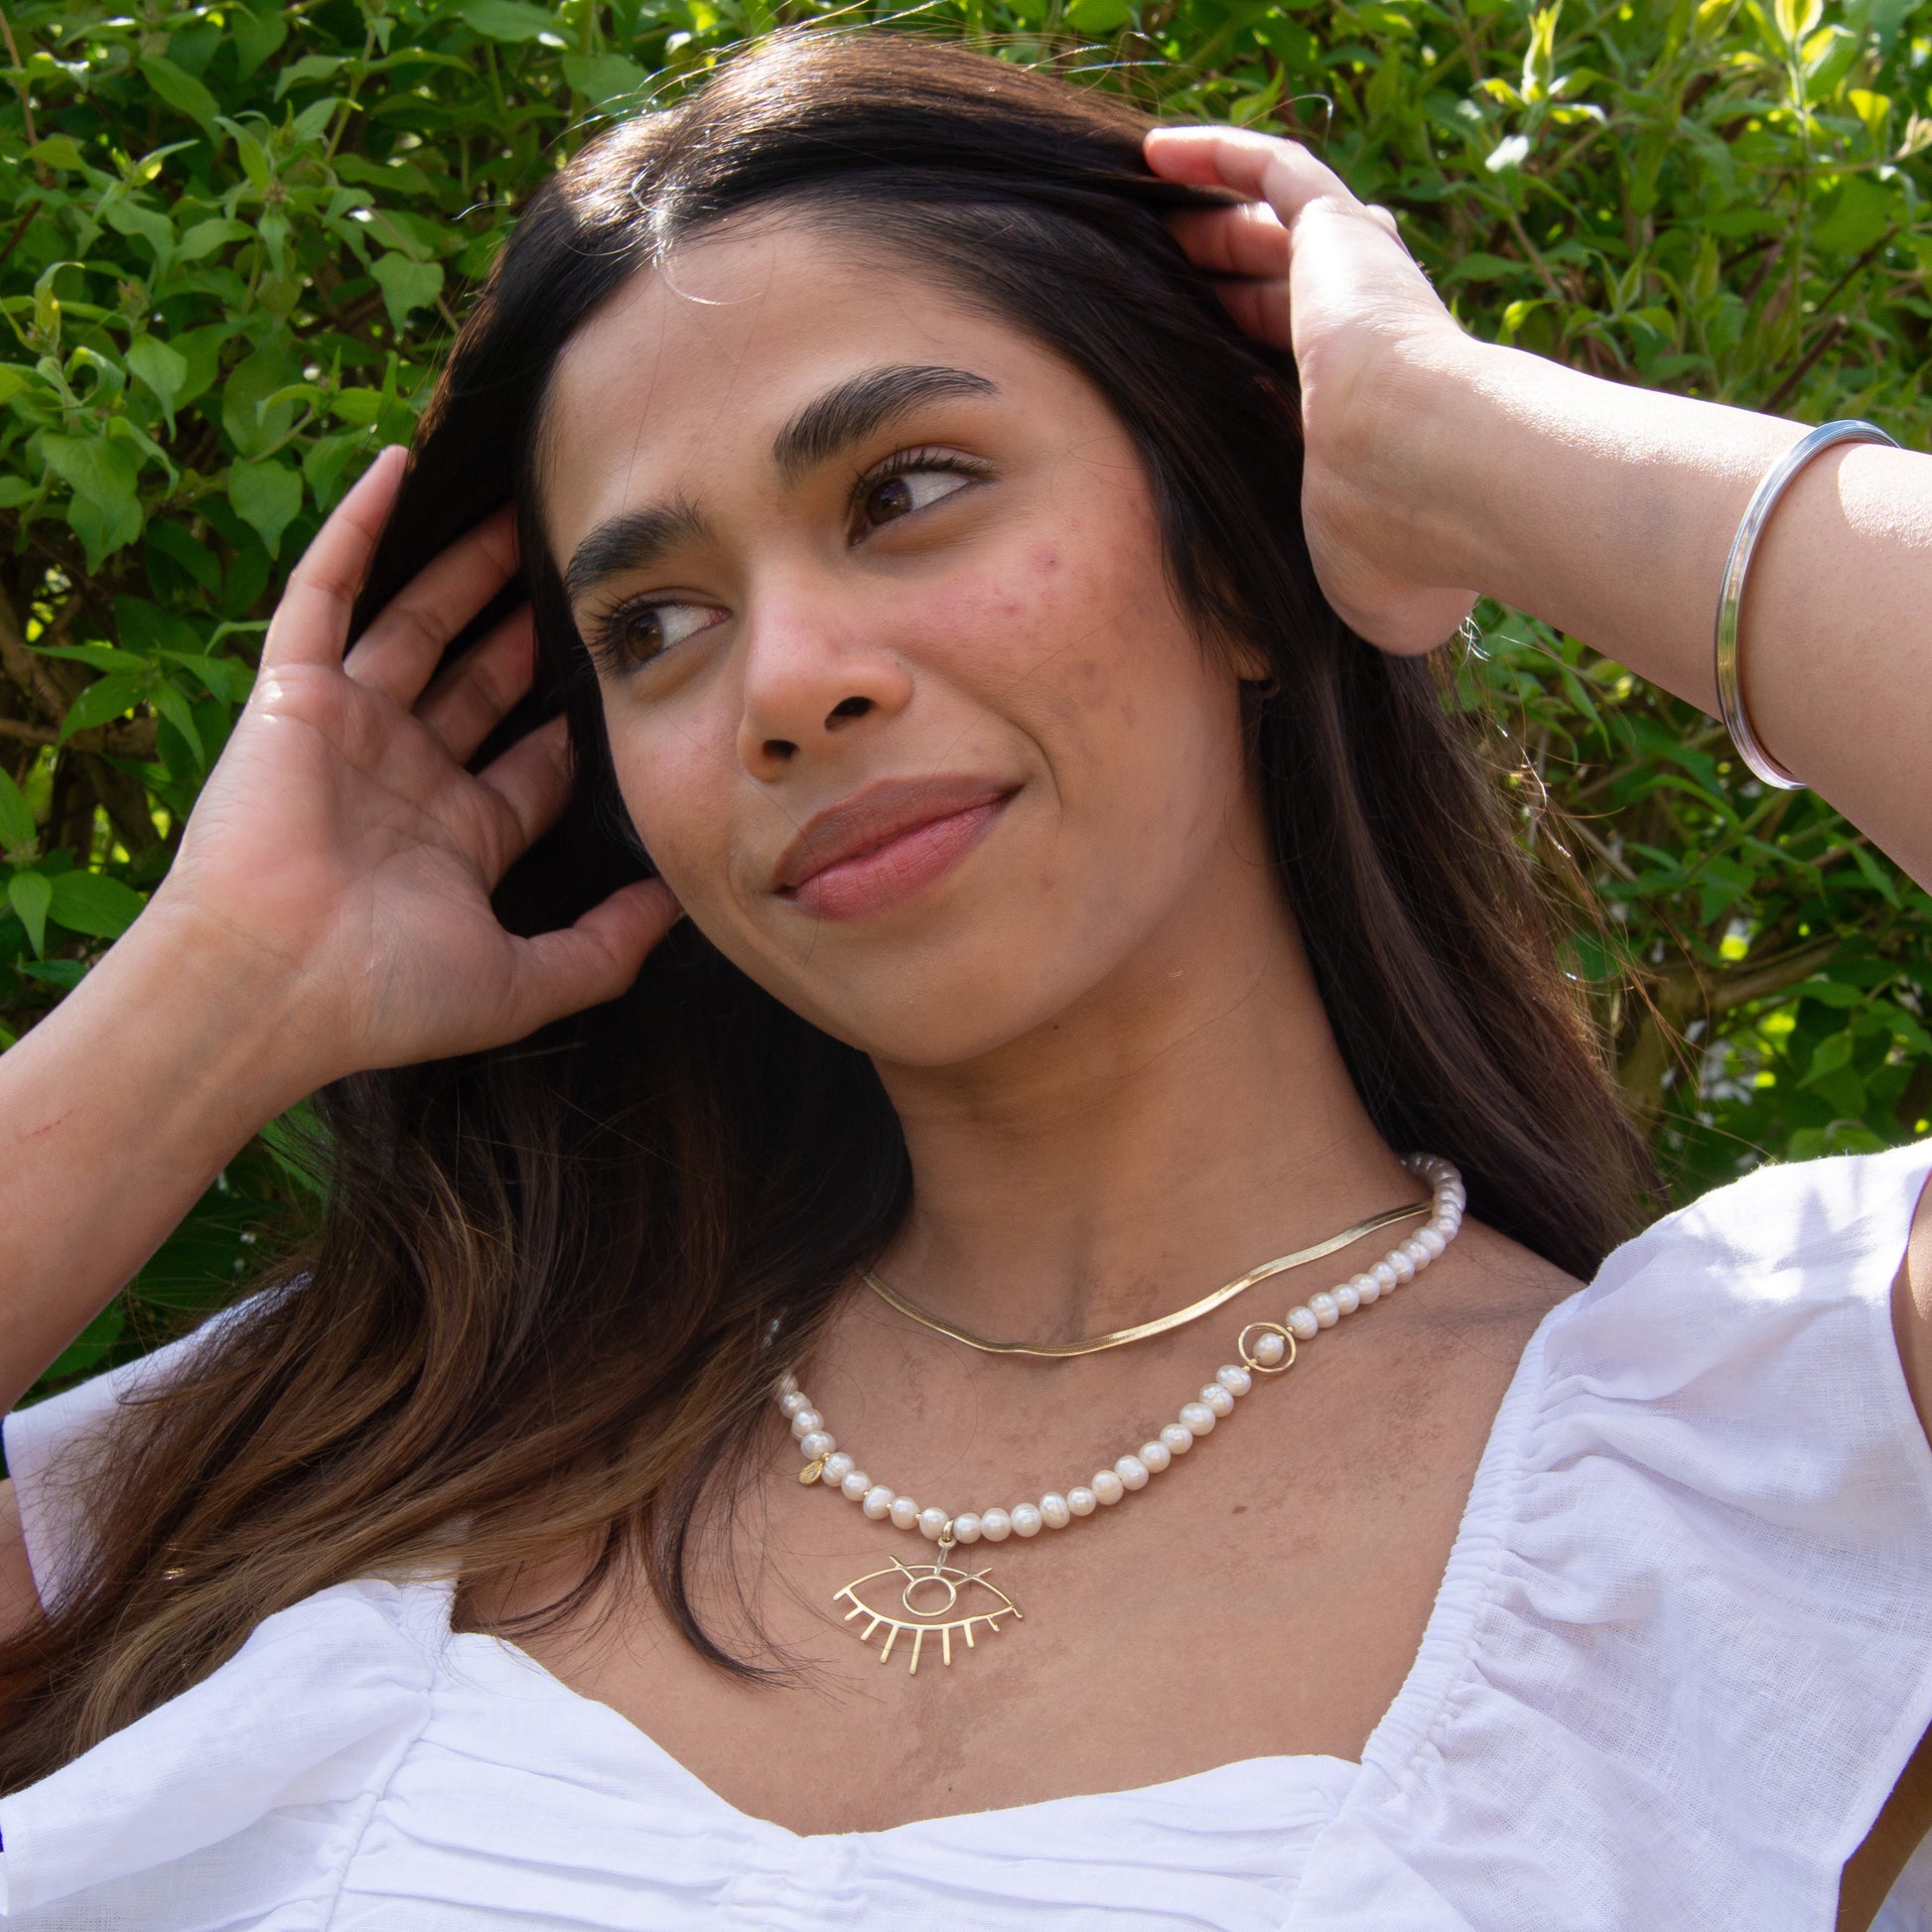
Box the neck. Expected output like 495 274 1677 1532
871 844 1414 1346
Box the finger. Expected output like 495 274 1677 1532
414 607 536 766
1208 278 1292 345
1167 202 1291 282
1364 204 1402 243
343 504 519 711
473 712 574 879
261 445 408 674
1146 125 1364 227
505 878 682 1035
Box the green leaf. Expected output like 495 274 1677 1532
42 434 143 568
1810 174 1898 256
561 53 648 103
149 681 206 768
275 54 347 98
31 643 148 675
127 335 189 418
227 458 303 557
178 217 251 263
138 57 222 132
368 254 445 330
28 135 88 173
1066 0 1134 28
461 0 558 40
330 388 384 426
57 671 146 745
229 2 287 77
221 345 302 459
41 434 140 516
146 519 223 597
0 766 36 860
47 870 145 941
18 958 86 990
7 871 51 957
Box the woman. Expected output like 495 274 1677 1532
0 28 1927 1929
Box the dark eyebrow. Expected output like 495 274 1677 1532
562 497 710 607
772 364 998 483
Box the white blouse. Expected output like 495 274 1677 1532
5 1143 1932 1930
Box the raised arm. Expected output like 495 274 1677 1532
0 450 677 1423
1147 126 1932 890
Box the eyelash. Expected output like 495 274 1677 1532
584 445 992 675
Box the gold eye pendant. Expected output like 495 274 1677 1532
832 1550 1022 1674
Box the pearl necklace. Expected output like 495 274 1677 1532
776 1154 1466 1673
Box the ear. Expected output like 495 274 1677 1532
1228 635 1274 684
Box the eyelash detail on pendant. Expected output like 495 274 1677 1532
833 1552 1022 1674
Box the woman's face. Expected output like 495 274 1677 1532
541 215 1275 1067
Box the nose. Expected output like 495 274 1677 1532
735 587 913 781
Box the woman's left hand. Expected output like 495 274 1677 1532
1145 124 1480 654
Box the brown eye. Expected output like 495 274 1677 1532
592 599 724 674
865 476 916 524
854 464 976 538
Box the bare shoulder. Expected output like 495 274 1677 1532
1889 1167 1932 1446
0 1478 45 1641
1425 1216 1585 1350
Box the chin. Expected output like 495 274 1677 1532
769 951 1096 1071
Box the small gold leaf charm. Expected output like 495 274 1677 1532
798 1454 828 1484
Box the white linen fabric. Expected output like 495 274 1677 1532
4 1142 1932 1930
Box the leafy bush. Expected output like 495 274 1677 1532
0 0 1926 1392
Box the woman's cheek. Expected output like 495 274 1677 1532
606 731 738 918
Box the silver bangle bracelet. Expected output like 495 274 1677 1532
1714 417 1899 790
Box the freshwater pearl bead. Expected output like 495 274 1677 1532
781 1159 1467 1560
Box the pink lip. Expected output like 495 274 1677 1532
772 776 1017 922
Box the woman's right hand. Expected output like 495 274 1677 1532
151 446 680 1090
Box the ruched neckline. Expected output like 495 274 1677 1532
5 1141 1932 1928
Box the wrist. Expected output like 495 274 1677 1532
62 898 335 1134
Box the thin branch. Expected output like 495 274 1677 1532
0 3 38 152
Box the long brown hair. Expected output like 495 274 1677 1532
0 29 1658 1785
